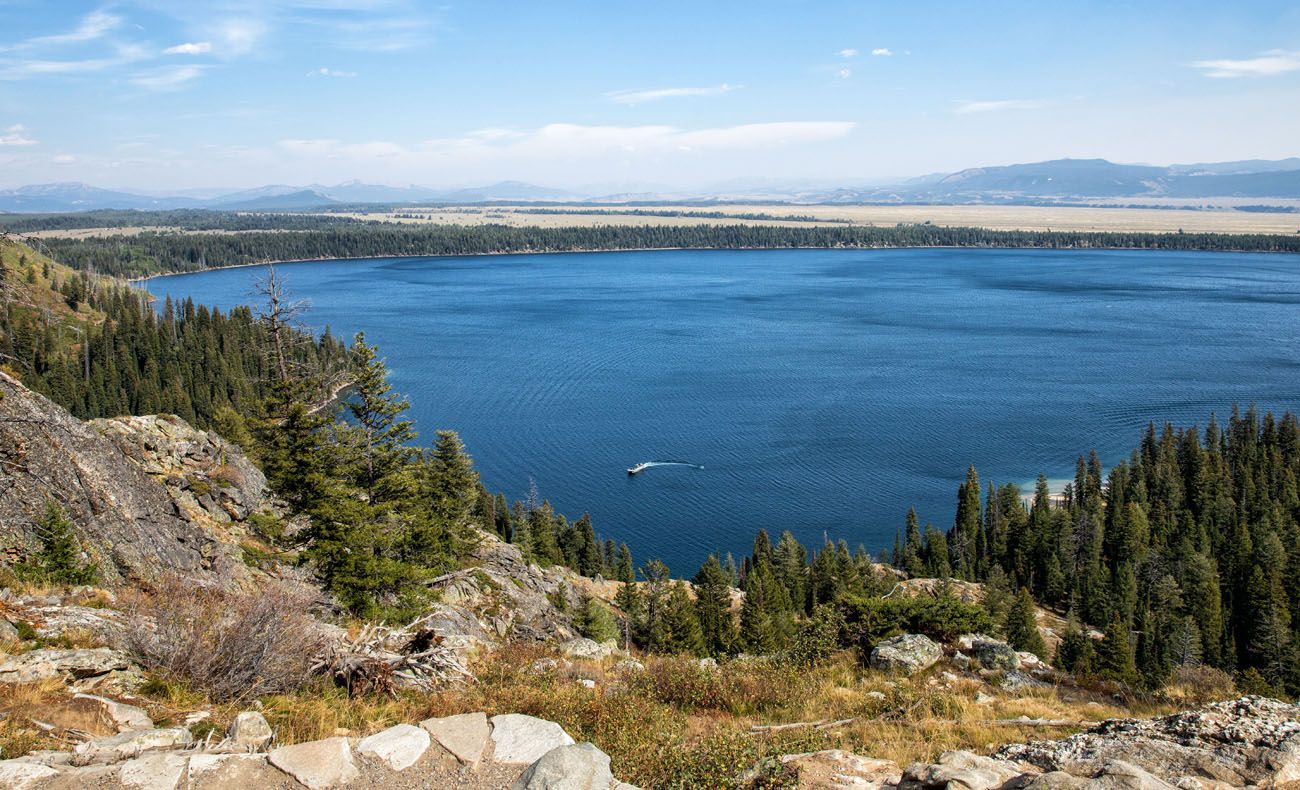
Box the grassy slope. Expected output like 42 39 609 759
0 237 108 382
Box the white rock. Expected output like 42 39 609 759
559 637 616 661
74 693 153 732
118 752 187 790
422 712 492 766
186 753 271 788
72 727 192 765
868 634 942 674
227 710 274 751
511 742 613 790
578 678 597 689
357 723 430 771
268 736 359 789
187 753 266 777
0 760 60 789
490 714 576 765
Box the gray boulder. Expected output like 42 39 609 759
226 711 274 751
899 749 1031 789
869 634 942 674
512 742 613 790
969 637 1021 671
559 637 618 661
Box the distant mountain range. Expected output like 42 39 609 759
0 180 578 213
2 158 1299 213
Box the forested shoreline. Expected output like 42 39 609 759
30 222 1300 278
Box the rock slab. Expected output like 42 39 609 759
118 752 188 790
490 714 577 765
422 712 492 766
357 723 430 771
268 736 359 789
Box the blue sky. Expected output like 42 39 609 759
0 0 1297 190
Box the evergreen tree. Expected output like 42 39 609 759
1097 616 1139 685
693 555 736 655
1005 587 1047 657
18 502 98 585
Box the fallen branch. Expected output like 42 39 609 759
747 716 1094 735
311 618 474 698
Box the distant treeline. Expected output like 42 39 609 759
37 224 1300 278
513 208 854 223
0 209 371 233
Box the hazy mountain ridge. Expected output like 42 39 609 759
3 157 1300 212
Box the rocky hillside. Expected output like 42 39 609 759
0 372 251 586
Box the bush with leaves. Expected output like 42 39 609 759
839 593 992 655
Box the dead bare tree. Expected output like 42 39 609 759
251 263 310 384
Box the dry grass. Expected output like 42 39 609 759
123 576 324 701
0 679 83 756
150 646 1175 787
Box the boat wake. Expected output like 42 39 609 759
627 460 705 475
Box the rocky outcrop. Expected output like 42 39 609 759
997 696 1300 787
869 634 942 674
0 372 248 586
897 697 1300 789
90 414 279 528
420 534 584 652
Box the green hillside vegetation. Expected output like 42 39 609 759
0 237 349 428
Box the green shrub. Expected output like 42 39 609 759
840 593 992 653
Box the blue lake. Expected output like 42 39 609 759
145 248 1300 573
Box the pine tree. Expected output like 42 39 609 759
19 502 98 585
1005 587 1047 657
1056 614 1095 676
1097 616 1139 685
575 594 619 643
693 555 736 655
416 430 479 561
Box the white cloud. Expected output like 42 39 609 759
837 67 852 79
279 121 856 166
0 124 37 146
53 154 76 164
1190 50 1300 78
871 48 893 57
605 83 739 105
216 19 268 56
308 67 357 78
164 41 212 55
953 99 1045 114
131 65 207 90
839 48 859 58
10 10 121 49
